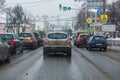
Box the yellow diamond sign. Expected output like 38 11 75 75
99 14 108 22
86 18 92 24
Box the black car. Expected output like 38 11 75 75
0 33 24 54
33 32 43 47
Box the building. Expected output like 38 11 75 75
87 0 103 9
80 0 104 24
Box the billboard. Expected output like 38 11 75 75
102 25 116 32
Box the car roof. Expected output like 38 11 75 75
47 32 67 35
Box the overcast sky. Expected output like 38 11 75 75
5 0 114 19
5 0 82 19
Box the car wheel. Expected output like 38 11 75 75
86 47 88 50
88 47 92 51
103 48 106 51
32 43 36 50
14 47 20 55
67 49 71 57
5 52 10 62
43 48 47 56
21 46 24 53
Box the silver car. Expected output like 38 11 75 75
43 32 72 57
0 37 10 62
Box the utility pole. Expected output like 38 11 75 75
103 0 106 13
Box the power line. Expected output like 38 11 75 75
5 0 53 6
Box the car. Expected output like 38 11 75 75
43 32 72 57
18 33 38 50
74 34 89 47
0 33 24 55
86 36 107 51
33 32 43 47
0 37 10 62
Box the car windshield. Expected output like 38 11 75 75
48 33 67 39
18 33 31 37
0 34 13 40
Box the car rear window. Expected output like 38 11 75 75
48 33 67 39
93 36 105 40
0 34 13 40
80 35 89 38
18 33 32 37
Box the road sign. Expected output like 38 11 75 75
86 18 92 24
59 4 71 11
97 8 102 15
99 14 108 22
16 20 20 24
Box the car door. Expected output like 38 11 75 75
0 40 8 60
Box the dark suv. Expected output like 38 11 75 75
0 33 24 54
33 32 43 47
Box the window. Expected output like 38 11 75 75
93 36 105 40
0 34 13 40
18 33 32 37
48 33 67 39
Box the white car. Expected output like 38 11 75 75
43 32 72 57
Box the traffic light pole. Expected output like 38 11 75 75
103 0 106 13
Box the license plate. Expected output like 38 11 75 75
96 43 102 45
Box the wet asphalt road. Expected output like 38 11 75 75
0 46 120 80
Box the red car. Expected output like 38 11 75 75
74 34 89 47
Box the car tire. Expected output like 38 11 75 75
5 52 10 62
43 49 47 56
103 48 106 51
14 47 20 55
21 46 24 53
67 49 71 57
32 43 36 50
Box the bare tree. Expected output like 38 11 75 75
107 0 120 31
74 10 86 30
0 0 5 5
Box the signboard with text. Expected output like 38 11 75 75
99 14 108 22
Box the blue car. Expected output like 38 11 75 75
86 36 107 51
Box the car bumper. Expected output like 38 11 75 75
23 42 34 47
88 45 107 48
43 47 71 52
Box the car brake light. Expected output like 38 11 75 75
30 37 34 41
44 40 49 44
79 38 83 42
10 40 15 45
66 40 71 44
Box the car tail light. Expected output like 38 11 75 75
43 40 49 44
10 40 15 45
30 37 34 42
78 38 83 42
66 40 71 44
